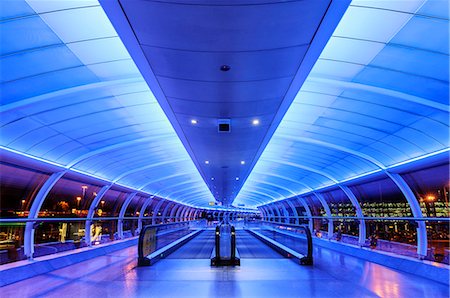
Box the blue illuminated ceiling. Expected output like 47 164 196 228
0 0 213 206
1 0 449 209
99 0 350 206
235 0 449 207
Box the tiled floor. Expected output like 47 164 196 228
1 232 449 298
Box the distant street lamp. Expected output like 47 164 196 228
76 196 82 209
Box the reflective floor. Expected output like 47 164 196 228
1 230 449 298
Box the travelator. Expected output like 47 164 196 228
210 223 240 266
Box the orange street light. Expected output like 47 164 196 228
426 195 436 202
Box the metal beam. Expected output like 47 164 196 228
24 171 66 259
137 196 154 232
313 192 334 239
85 185 112 246
339 185 366 246
386 172 428 257
118 192 137 239
161 202 175 224
152 200 165 224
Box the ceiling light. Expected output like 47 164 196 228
191 119 198 124
240 160 245 165
252 119 260 125
235 177 239 181
220 65 231 72
211 177 215 180
205 160 209 164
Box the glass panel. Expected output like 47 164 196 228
41 177 103 218
0 162 50 218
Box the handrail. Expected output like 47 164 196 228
211 223 240 266
257 221 313 265
215 226 220 260
231 226 236 260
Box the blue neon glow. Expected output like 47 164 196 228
1 0 448 209
0 0 214 206
235 0 449 207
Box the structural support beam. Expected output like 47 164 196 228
24 171 66 259
85 185 112 246
161 202 175 224
387 172 428 257
118 192 137 239
339 185 366 246
169 204 182 222
285 200 300 225
313 192 334 239
152 200 165 224
296 198 314 232
276 201 289 223
138 196 153 232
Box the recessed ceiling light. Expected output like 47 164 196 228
240 160 245 165
205 160 209 164
220 65 231 72
235 177 239 181
211 177 215 180
252 119 260 125
191 119 198 124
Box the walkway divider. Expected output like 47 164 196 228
246 228 313 265
138 228 203 266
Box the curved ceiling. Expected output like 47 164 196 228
235 0 449 207
1 0 449 209
0 0 213 206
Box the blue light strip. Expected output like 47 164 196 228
255 148 449 207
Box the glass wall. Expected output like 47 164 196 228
402 164 449 263
0 163 50 263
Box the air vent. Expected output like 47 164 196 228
218 119 231 133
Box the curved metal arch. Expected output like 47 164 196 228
262 158 366 244
176 205 189 222
151 200 165 224
112 158 188 183
137 196 154 232
138 172 193 190
239 190 276 203
141 180 198 207
285 200 300 224
274 135 386 168
85 185 112 246
260 139 427 252
307 77 448 112
268 204 281 222
66 134 177 168
259 207 269 221
163 184 206 198
176 189 211 203
161 202 175 223
250 185 289 202
1 78 146 113
261 158 340 183
275 201 289 223
193 209 201 220
262 206 273 221
24 171 67 258
295 198 314 232
169 204 182 222
118 192 137 239
182 207 193 221
313 192 334 239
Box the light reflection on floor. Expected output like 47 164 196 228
1 242 448 297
